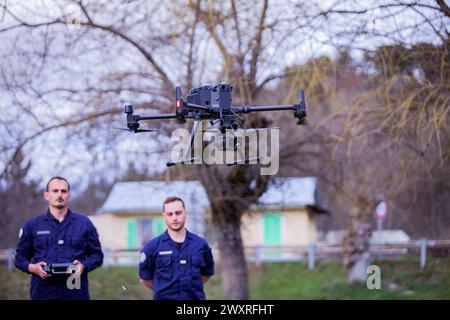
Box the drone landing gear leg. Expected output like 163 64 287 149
166 119 201 167
226 136 259 166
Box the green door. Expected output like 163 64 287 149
152 217 166 236
127 218 137 249
263 213 281 245
263 213 281 259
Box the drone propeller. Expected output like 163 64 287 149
114 127 158 133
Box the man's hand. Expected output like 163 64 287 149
140 278 153 290
201 276 211 283
72 260 84 275
28 262 51 279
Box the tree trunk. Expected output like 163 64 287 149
212 208 249 299
343 206 373 283
197 165 270 300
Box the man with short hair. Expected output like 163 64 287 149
15 176 104 300
139 196 214 300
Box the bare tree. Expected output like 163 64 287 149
0 0 311 299
276 0 449 282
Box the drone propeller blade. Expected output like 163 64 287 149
135 128 158 133
115 127 132 131
114 127 157 133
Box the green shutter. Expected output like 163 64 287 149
153 217 165 236
127 218 137 249
263 213 281 245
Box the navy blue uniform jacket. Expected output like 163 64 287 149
15 209 103 300
139 230 214 300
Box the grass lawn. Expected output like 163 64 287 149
1 257 449 299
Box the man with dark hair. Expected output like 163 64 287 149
15 176 104 300
46 176 70 192
139 196 215 300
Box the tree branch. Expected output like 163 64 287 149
249 0 269 97
0 2 174 93
191 0 233 75
436 0 450 18
1 107 123 179
186 0 201 90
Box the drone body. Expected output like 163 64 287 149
122 83 306 166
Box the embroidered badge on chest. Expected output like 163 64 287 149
159 250 173 255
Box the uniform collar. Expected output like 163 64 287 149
45 208 74 223
161 229 193 241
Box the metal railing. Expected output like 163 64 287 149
1 240 449 271
245 240 450 269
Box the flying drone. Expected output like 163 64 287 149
121 83 306 166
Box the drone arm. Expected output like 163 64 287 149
139 114 178 120
124 104 177 120
233 104 295 113
124 104 178 131
185 102 212 112
232 90 306 123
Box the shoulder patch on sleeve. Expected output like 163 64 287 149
139 252 146 263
